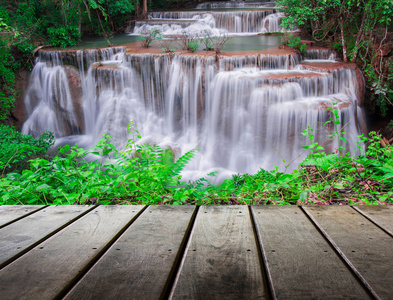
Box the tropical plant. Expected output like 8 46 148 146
0 122 196 205
138 28 161 48
178 31 199 52
0 125 54 175
282 34 306 55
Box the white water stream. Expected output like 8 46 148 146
22 3 366 182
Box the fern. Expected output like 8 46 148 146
169 148 197 177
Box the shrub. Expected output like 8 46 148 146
47 26 81 47
178 31 199 52
0 125 54 175
282 34 307 55
138 28 161 48
156 37 176 53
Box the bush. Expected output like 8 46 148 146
178 31 199 52
47 26 81 47
0 125 54 175
138 28 161 48
200 31 230 55
0 123 196 205
282 34 307 55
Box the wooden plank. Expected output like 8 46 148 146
0 205 93 268
305 206 393 299
354 206 393 236
252 206 370 300
0 205 45 228
0 205 145 300
64 205 196 300
171 206 267 300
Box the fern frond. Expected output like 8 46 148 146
170 148 197 177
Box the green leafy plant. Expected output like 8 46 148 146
199 31 230 55
187 40 199 53
0 122 196 205
0 125 54 176
282 34 307 55
178 31 199 52
138 28 161 48
47 26 81 47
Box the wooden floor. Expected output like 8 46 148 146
0 205 392 300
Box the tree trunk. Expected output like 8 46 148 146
339 16 348 62
142 0 147 19
352 11 366 62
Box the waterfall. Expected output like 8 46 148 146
135 10 277 35
22 52 80 138
21 2 366 181
196 1 277 9
23 48 366 179
260 12 286 33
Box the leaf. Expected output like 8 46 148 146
299 191 308 201
36 184 50 191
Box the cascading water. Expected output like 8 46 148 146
22 2 366 182
134 10 281 35
196 1 277 9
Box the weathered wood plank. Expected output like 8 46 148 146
0 205 145 300
64 205 196 300
354 206 393 236
0 205 93 268
0 205 45 228
305 206 393 299
171 206 267 300
252 206 370 300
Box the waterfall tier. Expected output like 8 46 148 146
134 10 284 35
22 47 366 180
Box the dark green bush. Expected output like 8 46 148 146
47 26 81 47
0 125 54 175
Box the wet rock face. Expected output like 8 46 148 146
11 70 30 130
353 66 365 106
65 65 84 133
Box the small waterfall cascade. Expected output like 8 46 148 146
196 1 277 9
133 2 285 35
22 2 366 181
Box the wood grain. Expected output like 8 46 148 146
0 205 45 228
171 206 267 300
0 205 144 300
64 205 196 300
252 206 370 300
355 206 393 236
305 206 393 299
0 205 93 268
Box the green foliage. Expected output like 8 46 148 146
47 26 81 47
106 0 134 15
1 117 393 205
365 61 393 118
0 40 16 121
138 28 161 48
0 122 196 205
283 35 306 55
187 40 199 53
199 30 230 55
0 125 54 175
